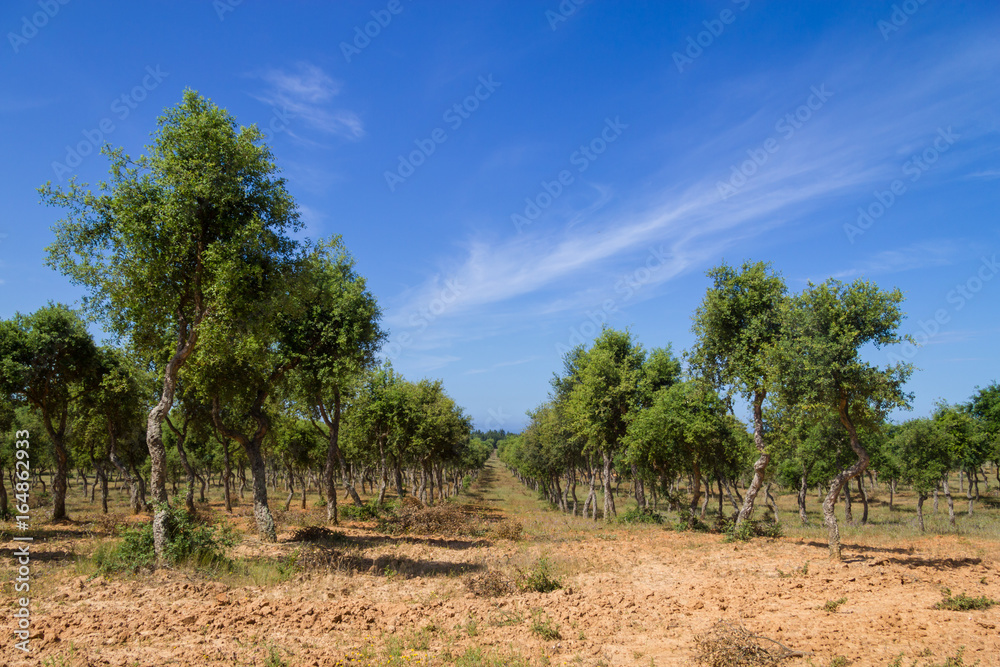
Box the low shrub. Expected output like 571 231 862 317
529 610 560 640
935 588 997 611
95 505 235 574
617 506 664 525
516 556 562 593
723 517 783 542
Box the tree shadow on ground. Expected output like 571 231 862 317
803 541 983 570
294 544 485 578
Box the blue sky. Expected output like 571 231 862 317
1 1 998 431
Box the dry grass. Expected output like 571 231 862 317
466 569 518 597
692 621 788 667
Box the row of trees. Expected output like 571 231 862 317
499 262 999 558
1 91 484 557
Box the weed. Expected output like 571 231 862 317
466 569 517 597
934 588 997 611
516 556 562 593
823 597 847 612
530 609 561 640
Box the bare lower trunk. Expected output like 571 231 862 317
916 493 926 531
283 465 295 512
221 437 233 513
765 483 779 523
824 396 870 560
0 468 9 518
798 470 809 525
943 477 955 526
857 476 868 525
602 452 616 521
631 463 646 508
96 462 109 514
966 469 974 515
689 461 702 517
247 442 277 541
843 479 853 525
737 390 768 525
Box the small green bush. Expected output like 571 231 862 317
95 505 235 574
617 506 664 525
675 513 711 532
823 597 847 612
339 499 388 521
517 556 562 593
722 517 783 542
935 588 997 611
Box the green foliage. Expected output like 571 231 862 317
822 597 847 612
529 609 561 640
722 516 783 542
95 505 235 574
934 588 996 611
339 498 390 521
517 556 562 593
617 506 664 525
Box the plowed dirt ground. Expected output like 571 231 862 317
3 460 999 667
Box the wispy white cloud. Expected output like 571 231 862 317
829 241 960 280
251 62 363 140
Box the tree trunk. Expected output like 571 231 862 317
843 478 854 525
283 464 295 512
602 451 616 521
221 436 233 512
0 466 9 518
147 323 200 560
765 483 779 523
737 390 769 525
167 417 197 515
966 468 974 515
857 476 868 525
689 460 702 517
889 479 895 511
823 396 870 560
798 469 809 524
943 476 955 526
245 441 276 541
916 493 926 532
394 459 404 498
377 437 389 505
42 412 70 522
